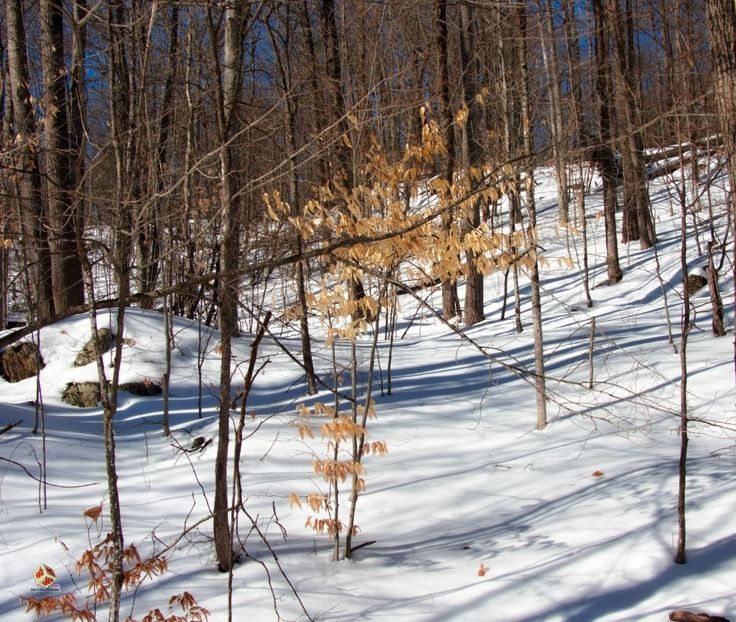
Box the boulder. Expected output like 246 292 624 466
62 382 101 408
685 273 707 296
0 341 45 383
62 379 162 407
74 329 114 367
119 380 162 396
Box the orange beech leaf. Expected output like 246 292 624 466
84 504 103 522
477 563 488 577
592 470 605 478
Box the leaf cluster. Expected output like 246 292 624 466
21 512 209 622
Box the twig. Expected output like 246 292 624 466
0 457 98 487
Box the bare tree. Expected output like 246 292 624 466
539 0 570 226
517 3 547 430
210 0 248 574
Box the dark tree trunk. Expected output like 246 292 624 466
592 0 623 285
40 0 85 313
459 2 485 327
434 0 461 320
606 0 656 249
319 0 367 316
5 0 55 321
705 0 736 379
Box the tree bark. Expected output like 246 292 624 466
459 2 485 327
705 0 736 379
592 0 623 285
540 0 569 226
40 0 85 313
434 0 461 320
5 0 55 321
211 0 247 574
518 5 548 429
606 0 656 249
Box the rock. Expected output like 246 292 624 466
119 380 162 396
74 329 114 367
62 382 101 408
685 273 707 296
0 341 45 383
61 379 162 407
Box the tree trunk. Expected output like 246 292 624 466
269 5 318 395
519 5 548 429
606 0 656 249
434 0 461 320
319 0 367 316
40 0 85 313
103 2 133 616
70 0 89 301
459 2 485 327
705 0 736 380
212 0 247 574
592 0 623 285
675 182 691 565
540 0 569 226
5 0 55 321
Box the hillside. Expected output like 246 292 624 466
0 161 734 622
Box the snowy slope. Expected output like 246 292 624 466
0 161 734 621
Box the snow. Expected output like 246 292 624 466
0 160 734 621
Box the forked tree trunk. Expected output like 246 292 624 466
268 5 318 395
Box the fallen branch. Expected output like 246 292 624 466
0 420 22 436
349 540 377 554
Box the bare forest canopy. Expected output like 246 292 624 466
1 0 734 332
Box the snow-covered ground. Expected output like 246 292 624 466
0 161 734 621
